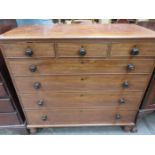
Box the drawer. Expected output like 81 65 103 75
0 98 14 112
25 109 137 126
20 92 143 110
2 43 55 58
57 43 108 57
111 42 155 57
8 59 154 76
0 112 20 125
15 75 149 93
0 83 8 97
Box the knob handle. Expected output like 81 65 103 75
118 98 126 104
33 82 41 90
115 114 121 120
127 64 135 71
29 64 37 72
37 100 44 106
79 47 86 56
41 115 47 121
122 81 129 88
130 47 139 56
25 47 33 57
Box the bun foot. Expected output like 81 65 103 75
122 125 138 133
29 128 37 134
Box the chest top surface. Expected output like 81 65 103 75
0 24 155 40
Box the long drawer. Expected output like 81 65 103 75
20 92 143 110
8 59 154 76
0 98 14 112
15 75 149 93
26 109 137 126
0 112 20 125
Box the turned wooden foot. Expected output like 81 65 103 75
130 126 138 133
29 128 37 134
122 125 138 133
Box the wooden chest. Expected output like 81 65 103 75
0 24 155 133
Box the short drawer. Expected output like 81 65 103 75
0 112 20 125
111 42 155 57
0 83 8 97
1 42 55 58
57 43 108 57
25 109 137 126
15 75 149 93
20 92 143 110
8 59 154 76
0 98 14 112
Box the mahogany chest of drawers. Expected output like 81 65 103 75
0 24 155 133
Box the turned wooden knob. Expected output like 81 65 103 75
29 64 37 72
25 47 33 57
79 47 86 56
33 82 41 90
130 47 139 56
127 64 135 71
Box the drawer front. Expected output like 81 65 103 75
0 112 20 125
26 109 137 125
57 43 108 57
111 42 155 57
20 92 143 110
0 84 8 97
0 99 14 112
2 43 55 58
8 59 154 76
15 75 148 93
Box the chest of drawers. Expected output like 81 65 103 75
0 24 155 133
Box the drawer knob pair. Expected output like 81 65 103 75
131 47 139 56
41 115 48 121
79 47 86 56
25 47 33 57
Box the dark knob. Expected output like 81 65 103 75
122 81 129 88
33 82 41 90
25 48 33 57
29 65 37 72
118 98 126 104
37 100 44 106
115 114 121 120
41 115 47 121
127 64 135 71
79 47 86 56
130 47 139 56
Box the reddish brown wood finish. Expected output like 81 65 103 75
0 24 155 133
7 59 154 76
14 75 149 93
26 109 137 126
0 20 27 134
0 99 14 112
1 24 155 39
0 83 8 97
20 92 143 110
140 70 155 115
